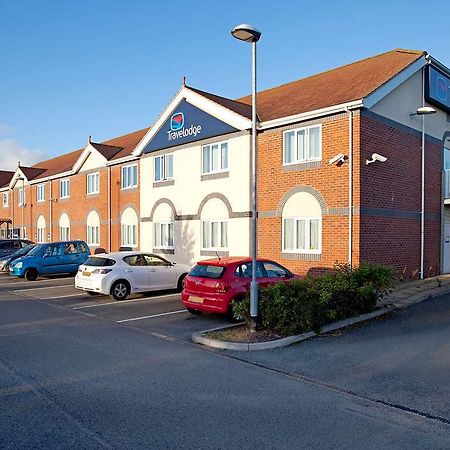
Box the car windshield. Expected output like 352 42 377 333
26 245 43 257
189 264 226 279
12 244 36 258
84 257 116 267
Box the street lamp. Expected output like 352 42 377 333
231 24 261 332
410 105 436 279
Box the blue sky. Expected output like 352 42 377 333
1 0 449 169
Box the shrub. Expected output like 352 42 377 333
232 262 395 336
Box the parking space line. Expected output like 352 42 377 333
72 293 180 310
43 293 86 300
117 310 188 323
13 285 74 293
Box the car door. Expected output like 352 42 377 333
122 255 151 291
40 244 63 274
143 255 177 290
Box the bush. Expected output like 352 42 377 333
232 262 395 336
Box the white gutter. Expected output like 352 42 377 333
259 100 363 130
107 166 111 252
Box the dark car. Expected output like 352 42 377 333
0 244 36 273
0 239 33 258
182 257 299 317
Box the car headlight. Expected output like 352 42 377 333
15 262 23 269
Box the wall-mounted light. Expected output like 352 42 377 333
366 153 387 165
410 106 436 117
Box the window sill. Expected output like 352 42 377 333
87 192 100 197
154 248 175 255
281 252 321 261
282 160 322 172
120 186 138 192
153 179 175 188
200 249 229 257
201 172 229 181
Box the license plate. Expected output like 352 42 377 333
82 271 91 277
189 296 204 304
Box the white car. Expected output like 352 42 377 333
75 252 191 301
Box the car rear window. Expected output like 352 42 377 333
189 264 225 279
85 257 116 267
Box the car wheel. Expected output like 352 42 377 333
111 280 130 301
24 268 38 282
87 291 100 296
186 307 201 315
177 274 187 292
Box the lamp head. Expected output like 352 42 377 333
416 106 436 115
231 24 261 43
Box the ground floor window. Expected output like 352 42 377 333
87 225 100 246
154 222 174 249
37 227 46 243
202 220 228 250
60 227 70 241
283 217 321 253
121 224 137 247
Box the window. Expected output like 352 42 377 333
189 264 225 279
154 154 174 182
59 213 70 241
36 184 45 202
123 255 147 267
143 255 170 266
283 217 321 253
18 188 25 207
121 164 138 189
283 125 322 164
261 261 291 278
36 215 46 243
202 220 228 249
154 222 174 248
121 224 137 247
63 243 79 255
235 262 264 278
86 210 100 246
202 142 228 174
2 192 8 208
60 179 70 199
87 173 99 195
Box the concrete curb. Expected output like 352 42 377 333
192 306 396 351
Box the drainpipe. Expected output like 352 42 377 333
108 166 111 252
345 107 353 267
49 180 53 241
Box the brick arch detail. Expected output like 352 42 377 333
149 198 177 222
197 193 233 219
120 203 140 222
276 185 328 217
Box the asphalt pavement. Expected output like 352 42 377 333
0 274 449 449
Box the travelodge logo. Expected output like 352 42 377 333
167 111 202 142
436 75 448 102
170 112 184 131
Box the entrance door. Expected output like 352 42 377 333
443 223 450 274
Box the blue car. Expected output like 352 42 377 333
9 241 90 281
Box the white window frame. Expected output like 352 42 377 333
37 184 45 202
282 124 322 165
2 192 8 208
87 172 100 195
282 216 322 254
18 188 25 207
153 222 174 249
37 227 46 243
202 141 229 175
59 179 70 199
201 220 228 250
60 226 70 241
154 154 174 182
121 224 138 248
121 164 138 190
86 225 100 246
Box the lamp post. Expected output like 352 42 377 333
410 106 436 279
231 24 261 332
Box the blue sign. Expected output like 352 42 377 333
425 66 450 113
144 100 238 153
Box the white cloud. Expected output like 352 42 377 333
0 124 13 136
0 139 49 171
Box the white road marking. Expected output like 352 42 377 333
13 284 74 293
43 293 86 300
116 309 188 323
72 293 180 310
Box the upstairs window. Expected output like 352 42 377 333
202 142 228 174
121 164 138 189
283 125 321 165
154 154 174 182
60 179 70 199
18 188 25 206
87 172 100 195
2 192 8 208
37 184 45 202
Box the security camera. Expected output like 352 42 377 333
366 153 387 165
329 153 347 165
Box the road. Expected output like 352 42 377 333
0 274 449 449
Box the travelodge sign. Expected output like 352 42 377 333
425 66 450 113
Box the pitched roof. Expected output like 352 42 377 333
90 142 123 160
187 86 253 119
30 148 84 180
0 170 14 188
237 49 425 122
101 128 149 160
19 166 47 180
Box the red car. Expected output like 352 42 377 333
181 257 299 317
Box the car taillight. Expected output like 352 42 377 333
214 282 230 293
92 269 113 275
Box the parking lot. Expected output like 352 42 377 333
0 273 229 342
